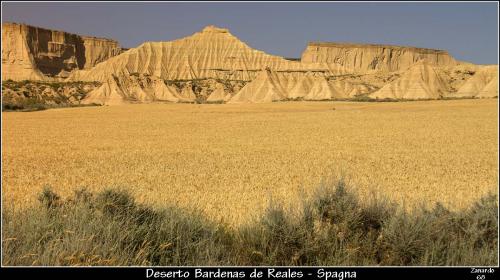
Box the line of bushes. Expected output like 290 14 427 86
2 79 101 89
2 102 102 112
273 96 485 103
2 180 497 266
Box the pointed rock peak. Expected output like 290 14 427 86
201 25 230 34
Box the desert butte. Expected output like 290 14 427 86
2 23 498 105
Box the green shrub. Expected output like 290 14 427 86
2 181 497 266
3 187 233 266
2 103 25 111
38 186 61 209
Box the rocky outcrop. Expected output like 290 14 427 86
2 22 122 80
206 83 232 102
81 36 122 69
477 75 498 98
82 73 183 105
1 80 100 109
69 25 321 82
228 70 288 103
3 23 497 103
369 61 451 99
228 69 350 103
454 65 498 98
301 42 457 73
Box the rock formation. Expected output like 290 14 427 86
369 61 450 99
206 83 232 102
2 22 497 105
303 77 347 100
477 75 499 98
229 70 288 103
228 69 349 103
454 65 498 98
301 42 457 73
69 25 312 82
2 80 100 109
82 73 183 105
2 22 122 81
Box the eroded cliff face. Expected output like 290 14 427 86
1 22 122 80
68 25 319 82
301 42 457 73
81 36 122 69
2 23 497 105
68 25 496 104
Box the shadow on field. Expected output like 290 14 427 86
2 180 498 266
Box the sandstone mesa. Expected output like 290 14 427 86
2 23 498 105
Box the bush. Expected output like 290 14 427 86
1 81 100 111
2 103 25 111
3 187 232 266
2 181 497 266
38 186 61 209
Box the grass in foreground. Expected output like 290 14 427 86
2 180 497 266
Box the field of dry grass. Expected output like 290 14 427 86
2 99 498 225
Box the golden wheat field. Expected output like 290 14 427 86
2 99 498 225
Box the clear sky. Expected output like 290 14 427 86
2 2 498 64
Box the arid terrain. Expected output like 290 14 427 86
3 99 497 225
2 20 498 266
2 23 498 109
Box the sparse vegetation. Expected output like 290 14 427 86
204 100 225 104
2 101 102 112
163 78 248 103
1 80 102 111
272 94 479 103
344 95 479 102
3 180 497 266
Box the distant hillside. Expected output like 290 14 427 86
2 23 497 105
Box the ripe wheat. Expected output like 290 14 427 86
2 99 498 225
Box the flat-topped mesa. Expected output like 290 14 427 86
307 42 451 54
301 41 458 72
2 22 123 80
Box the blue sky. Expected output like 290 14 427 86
2 2 498 64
